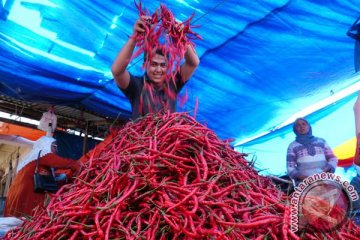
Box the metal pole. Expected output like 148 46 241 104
82 121 89 156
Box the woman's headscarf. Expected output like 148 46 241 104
293 118 317 156
16 136 56 173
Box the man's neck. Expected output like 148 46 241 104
153 82 165 89
144 74 165 89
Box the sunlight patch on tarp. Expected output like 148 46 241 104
7 0 57 39
7 1 95 58
4 35 101 72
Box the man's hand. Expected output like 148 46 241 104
133 16 151 36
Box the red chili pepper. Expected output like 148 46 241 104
4 110 360 239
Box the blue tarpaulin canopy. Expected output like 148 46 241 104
1 0 360 174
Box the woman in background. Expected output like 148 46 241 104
4 136 81 217
351 92 360 225
286 118 338 185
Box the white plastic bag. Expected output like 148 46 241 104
38 108 57 133
0 217 23 236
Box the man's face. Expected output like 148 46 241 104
146 54 168 86
295 119 310 135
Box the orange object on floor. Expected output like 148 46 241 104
4 153 79 217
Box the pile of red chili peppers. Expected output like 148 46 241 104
3 112 360 239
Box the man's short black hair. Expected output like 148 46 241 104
143 47 169 63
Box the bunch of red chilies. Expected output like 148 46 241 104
131 1 202 85
4 112 360 239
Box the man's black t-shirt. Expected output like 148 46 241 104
121 73 184 119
